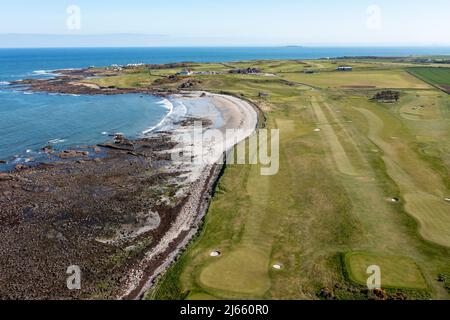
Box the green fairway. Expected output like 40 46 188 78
344 252 428 290
408 67 450 93
96 58 450 300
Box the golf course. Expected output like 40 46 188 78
86 58 449 300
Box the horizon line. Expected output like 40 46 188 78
2 45 450 49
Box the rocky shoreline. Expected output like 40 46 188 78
0 130 189 299
1 66 258 299
9 65 192 96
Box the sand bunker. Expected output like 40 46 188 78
210 251 221 257
313 128 321 132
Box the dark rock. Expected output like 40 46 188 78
0 173 14 181
56 150 89 159
22 207 34 219
367 288 388 300
113 134 134 146
15 164 28 171
319 287 335 300
41 146 54 154
2 190 12 197
178 79 200 89
21 185 49 193
391 292 407 300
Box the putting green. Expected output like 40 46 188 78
345 252 428 290
199 247 272 296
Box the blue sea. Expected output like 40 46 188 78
1 46 450 167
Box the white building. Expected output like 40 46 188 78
337 66 353 71
178 69 194 76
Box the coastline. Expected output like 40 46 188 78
0 85 258 299
118 91 258 299
0 92 173 170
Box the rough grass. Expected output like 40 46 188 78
87 72 161 88
344 252 428 290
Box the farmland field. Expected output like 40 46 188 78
408 67 450 93
282 69 431 89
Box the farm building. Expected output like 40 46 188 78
178 69 194 76
337 66 353 71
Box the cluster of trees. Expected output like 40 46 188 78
371 90 400 102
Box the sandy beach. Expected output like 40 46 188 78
118 92 258 299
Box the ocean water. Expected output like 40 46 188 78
0 91 170 163
0 49 181 165
1 46 450 166
2 47 450 80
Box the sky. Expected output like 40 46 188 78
1 0 450 47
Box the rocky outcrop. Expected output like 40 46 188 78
0 131 187 299
0 173 15 182
56 150 89 159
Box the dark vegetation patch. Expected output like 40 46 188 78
371 90 401 103
437 274 450 294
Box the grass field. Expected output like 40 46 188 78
344 252 428 290
282 69 431 89
98 58 450 300
407 67 450 93
86 72 162 88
